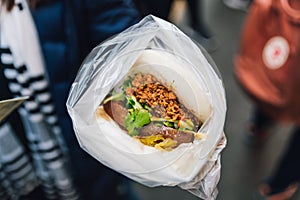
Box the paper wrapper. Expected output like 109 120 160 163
67 15 227 199
0 96 29 122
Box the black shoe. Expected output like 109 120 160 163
253 182 298 200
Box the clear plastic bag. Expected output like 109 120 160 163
66 15 227 199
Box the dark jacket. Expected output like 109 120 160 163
2 0 140 199
31 0 139 131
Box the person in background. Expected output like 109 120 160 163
248 109 300 199
0 0 141 199
133 0 219 52
234 0 300 199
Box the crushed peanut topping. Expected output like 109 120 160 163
126 73 183 120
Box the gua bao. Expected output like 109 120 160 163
98 73 204 150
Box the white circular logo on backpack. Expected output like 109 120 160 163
262 36 290 70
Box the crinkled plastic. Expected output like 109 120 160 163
66 15 227 199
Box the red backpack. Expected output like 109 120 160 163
235 0 300 124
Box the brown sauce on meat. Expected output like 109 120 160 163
96 106 111 121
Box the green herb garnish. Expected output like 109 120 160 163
103 92 125 104
124 96 151 136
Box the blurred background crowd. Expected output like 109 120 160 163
0 0 299 199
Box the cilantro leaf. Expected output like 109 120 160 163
124 98 151 136
134 109 151 127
